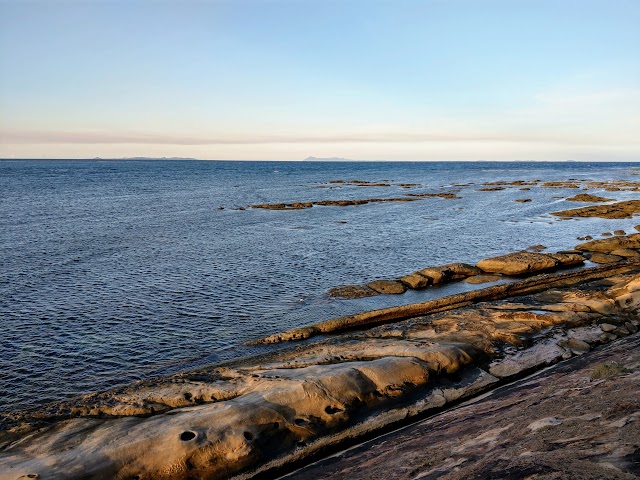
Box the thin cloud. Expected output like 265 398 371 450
2 129 634 146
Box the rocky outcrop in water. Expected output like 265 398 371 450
566 193 614 202
552 200 640 219
476 252 561 275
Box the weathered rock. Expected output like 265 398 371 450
561 338 591 355
548 252 585 266
575 233 640 253
599 323 617 332
614 229 626 235
514 198 531 203
417 267 449 284
367 280 407 295
552 199 640 219
289 334 640 480
610 248 640 258
399 273 429 290
465 274 502 284
589 253 623 264
565 193 613 202
443 263 483 278
5 269 640 480
477 252 558 275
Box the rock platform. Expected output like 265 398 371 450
2 260 640 479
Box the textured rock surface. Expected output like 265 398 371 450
589 252 623 264
3 267 640 479
399 273 429 290
565 193 614 202
477 252 558 275
552 199 640 219
576 233 640 253
288 334 640 480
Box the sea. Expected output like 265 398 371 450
1 160 639 413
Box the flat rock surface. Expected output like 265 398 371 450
286 333 640 480
476 252 558 275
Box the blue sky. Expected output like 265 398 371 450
1 0 639 160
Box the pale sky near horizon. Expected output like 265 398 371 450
1 0 639 161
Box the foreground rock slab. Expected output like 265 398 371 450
288 333 640 480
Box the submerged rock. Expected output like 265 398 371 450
465 274 502 284
366 280 407 295
329 285 378 299
589 253 623 264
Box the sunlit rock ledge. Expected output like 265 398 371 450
2 259 640 479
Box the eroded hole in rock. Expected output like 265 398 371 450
294 418 307 426
273 422 280 429
243 431 254 441
325 405 344 414
180 430 197 441
183 392 193 401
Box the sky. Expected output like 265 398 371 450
0 0 639 161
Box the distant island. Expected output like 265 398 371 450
92 156 197 160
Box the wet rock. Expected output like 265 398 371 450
542 181 580 188
527 244 547 252
552 199 640 219
602 232 612 236
614 229 626 236
329 285 379 299
575 233 640 253
465 274 502 284
515 199 532 203
589 253 623 264
565 193 613 202
367 280 407 295
477 252 558 275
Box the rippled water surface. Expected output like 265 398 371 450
2 160 639 412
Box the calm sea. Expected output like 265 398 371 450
1 160 638 412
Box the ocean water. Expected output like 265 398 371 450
1 160 639 412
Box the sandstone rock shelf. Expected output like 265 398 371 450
2 261 640 480
286 333 640 480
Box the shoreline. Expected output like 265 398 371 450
2 232 640 479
